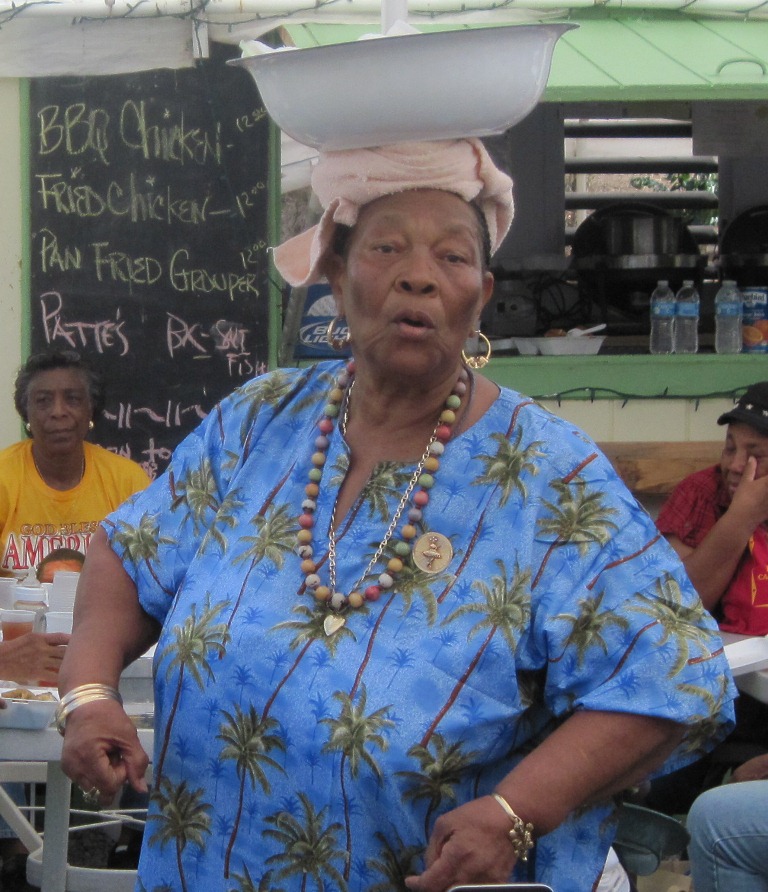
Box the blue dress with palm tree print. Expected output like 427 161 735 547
105 360 736 892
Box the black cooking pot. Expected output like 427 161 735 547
721 205 768 255
572 203 697 258
720 205 768 286
571 203 703 325
604 213 681 256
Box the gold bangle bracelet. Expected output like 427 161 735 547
58 683 119 709
55 683 122 736
491 793 535 862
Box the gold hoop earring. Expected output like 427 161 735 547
462 331 492 370
326 316 351 352
88 421 95 430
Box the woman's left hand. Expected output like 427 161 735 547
405 795 518 891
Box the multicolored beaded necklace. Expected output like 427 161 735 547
297 360 468 635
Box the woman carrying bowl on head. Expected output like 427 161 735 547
58 140 735 892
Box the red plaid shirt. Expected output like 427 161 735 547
656 465 730 548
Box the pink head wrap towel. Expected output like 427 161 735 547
272 138 514 287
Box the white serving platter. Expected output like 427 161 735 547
0 683 59 730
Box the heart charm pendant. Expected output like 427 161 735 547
323 614 346 637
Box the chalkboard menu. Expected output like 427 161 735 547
28 43 271 479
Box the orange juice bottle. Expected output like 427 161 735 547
742 287 768 353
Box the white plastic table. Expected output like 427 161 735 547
734 664 768 703
0 712 153 892
0 700 153 892
721 631 768 704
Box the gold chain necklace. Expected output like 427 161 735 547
296 361 468 636
32 449 86 488
327 379 442 608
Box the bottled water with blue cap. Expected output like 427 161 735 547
714 279 743 354
649 280 675 355
674 280 699 354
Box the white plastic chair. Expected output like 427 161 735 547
0 762 47 853
25 804 144 892
0 762 144 891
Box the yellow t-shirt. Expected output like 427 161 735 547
0 440 149 577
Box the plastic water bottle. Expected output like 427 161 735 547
714 279 743 354
649 280 676 354
674 280 699 354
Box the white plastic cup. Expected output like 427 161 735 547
0 578 17 610
44 611 74 634
1 608 38 640
49 571 79 611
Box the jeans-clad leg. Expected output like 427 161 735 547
688 781 768 892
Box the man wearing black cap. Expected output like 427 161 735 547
645 382 768 813
657 381 768 636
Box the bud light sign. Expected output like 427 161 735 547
294 285 351 359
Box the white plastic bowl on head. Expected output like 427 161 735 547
231 24 576 150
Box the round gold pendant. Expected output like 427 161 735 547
412 532 453 574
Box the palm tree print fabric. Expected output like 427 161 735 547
104 360 736 892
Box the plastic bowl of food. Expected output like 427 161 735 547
512 338 542 355
0 686 58 729
512 335 605 355
231 24 576 150
536 335 606 355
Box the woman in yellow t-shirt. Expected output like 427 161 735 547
1 350 149 583
0 349 148 888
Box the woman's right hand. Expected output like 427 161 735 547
0 632 69 686
60 698 150 807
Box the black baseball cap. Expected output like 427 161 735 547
717 382 768 435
